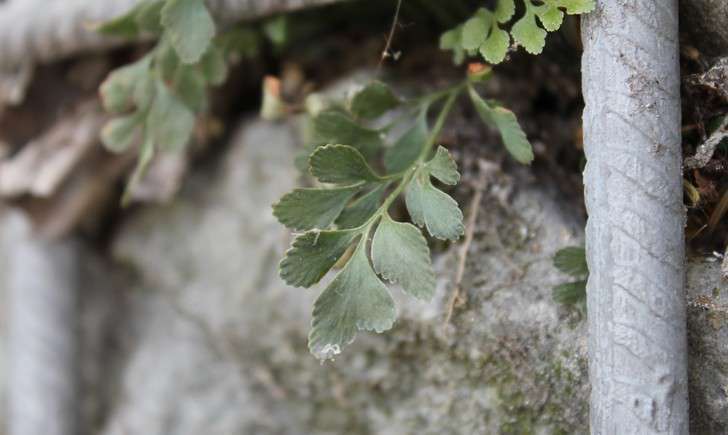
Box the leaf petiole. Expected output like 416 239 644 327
410 80 467 108
417 84 462 161
358 81 464 238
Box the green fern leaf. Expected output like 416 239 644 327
161 0 216 63
554 0 595 14
313 110 384 158
99 57 152 113
273 186 361 231
280 230 359 288
439 25 466 65
461 11 489 51
440 0 593 63
480 26 510 64
101 114 142 153
199 46 229 85
349 81 400 120
335 186 386 229
511 10 547 54
172 65 208 112
385 111 428 173
122 133 156 206
147 80 196 152
405 170 464 241
494 0 516 23
274 80 470 360
95 2 146 37
537 5 564 32
134 1 165 33
469 88 534 164
553 280 587 305
425 146 460 186
552 245 588 305
371 214 436 300
309 241 396 361
553 246 588 277
309 145 382 184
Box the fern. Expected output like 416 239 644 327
97 0 258 204
274 74 533 360
97 0 593 361
441 0 595 64
552 246 588 305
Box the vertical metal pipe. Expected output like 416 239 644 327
581 1 688 433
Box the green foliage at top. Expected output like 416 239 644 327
98 0 260 203
552 246 588 306
161 0 216 63
98 0 217 62
274 76 533 360
441 0 595 64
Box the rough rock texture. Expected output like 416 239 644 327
0 114 726 434
686 258 728 434
0 65 726 431
98 115 590 434
75 115 723 434
103 119 313 435
0 4 726 434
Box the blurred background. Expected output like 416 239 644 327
0 0 726 434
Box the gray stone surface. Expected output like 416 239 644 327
95 111 728 434
105 118 319 435
686 258 728 434
104 115 588 434
0 114 726 434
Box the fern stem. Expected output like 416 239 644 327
413 81 465 107
379 83 462 217
418 83 462 162
355 81 464 242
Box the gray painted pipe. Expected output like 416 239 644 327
7 214 79 435
581 1 688 433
